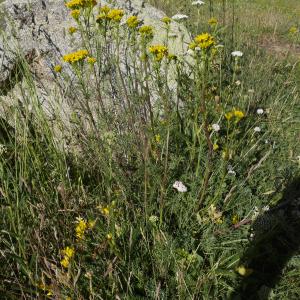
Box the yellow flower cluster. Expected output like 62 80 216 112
65 0 96 10
96 6 124 23
68 26 78 34
225 109 245 121
54 65 62 73
208 17 218 26
161 16 171 25
236 265 253 277
70 9 80 19
149 45 168 61
189 33 215 50
87 56 97 64
38 282 53 296
75 216 95 240
60 246 75 268
289 26 298 34
63 49 89 64
139 25 154 38
126 15 141 29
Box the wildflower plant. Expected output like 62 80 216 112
1 0 299 299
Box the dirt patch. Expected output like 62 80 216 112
259 35 300 58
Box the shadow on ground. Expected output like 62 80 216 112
231 177 300 300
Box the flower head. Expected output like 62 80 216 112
257 108 264 115
126 15 141 29
63 49 88 64
289 26 298 34
236 265 253 277
192 0 205 6
173 181 187 192
96 8 124 23
70 9 80 20
212 123 220 132
68 26 78 34
87 56 97 64
254 126 261 132
172 14 189 21
65 0 96 10
189 33 215 50
139 25 154 38
161 16 171 25
75 216 88 240
208 17 218 26
231 50 243 57
149 45 168 61
54 65 62 73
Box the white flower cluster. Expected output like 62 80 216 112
172 14 189 21
173 181 187 192
192 0 205 6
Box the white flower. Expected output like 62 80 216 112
227 165 236 176
212 123 220 132
195 47 201 51
192 0 205 6
235 80 241 86
231 50 243 57
254 126 261 132
262 205 270 212
173 181 187 192
172 14 189 21
256 108 264 115
228 170 236 176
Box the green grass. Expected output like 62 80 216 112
0 1 299 299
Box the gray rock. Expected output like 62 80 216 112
0 0 189 94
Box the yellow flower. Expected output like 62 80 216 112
61 256 70 268
106 233 113 240
107 9 124 22
289 26 298 34
126 15 141 29
161 16 171 25
233 110 245 119
225 111 233 121
70 9 80 20
232 215 239 225
149 45 168 61
96 8 124 23
75 216 88 240
100 5 110 14
68 26 78 34
62 246 75 259
190 33 215 50
65 0 97 10
63 49 88 64
87 56 97 64
236 265 254 277
213 143 219 151
208 17 218 26
100 206 110 216
54 65 62 73
139 25 154 38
